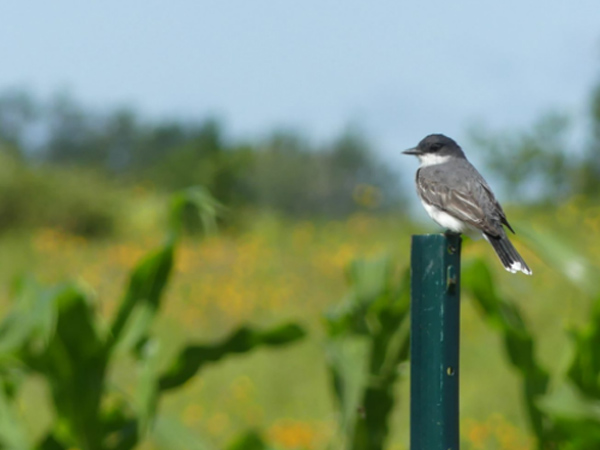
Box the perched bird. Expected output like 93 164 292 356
403 134 532 275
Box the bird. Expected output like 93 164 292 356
403 134 532 275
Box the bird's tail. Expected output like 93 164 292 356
484 233 532 275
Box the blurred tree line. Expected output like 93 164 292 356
0 89 404 236
2 70 600 237
470 76 600 205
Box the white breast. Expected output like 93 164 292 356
421 201 481 239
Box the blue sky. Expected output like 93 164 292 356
1 1 599 171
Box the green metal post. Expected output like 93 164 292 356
410 233 461 450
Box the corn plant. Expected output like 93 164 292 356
0 187 305 450
462 259 555 448
324 256 410 450
463 256 600 450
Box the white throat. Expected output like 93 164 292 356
418 153 451 167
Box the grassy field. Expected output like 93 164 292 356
2 200 599 450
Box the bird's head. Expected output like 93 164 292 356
403 134 465 164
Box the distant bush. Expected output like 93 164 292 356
0 147 123 237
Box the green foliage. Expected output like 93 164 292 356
168 186 225 238
0 90 405 225
139 120 255 208
535 289 600 450
0 148 123 237
470 75 600 205
159 323 305 392
324 256 410 450
470 112 574 203
463 259 554 447
0 188 306 450
463 253 600 450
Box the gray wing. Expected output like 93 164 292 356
417 162 513 237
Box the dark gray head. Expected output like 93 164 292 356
403 134 466 160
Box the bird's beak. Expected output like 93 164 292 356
402 147 420 155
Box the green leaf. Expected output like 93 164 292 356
461 258 498 318
108 242 174 353
168 186 223 239
0 277 56 357
538 381 600 423
566 294 600 398
105 420 138 450
345 257 394 303
158 323 305 391
324 256 411 450
350 310 410 450
110 187 221 353
98 403 139 450
324 340 366 438
325 256 404 338
36 285 107 447
537 381 600 448
0 281 110 449
135 339 161 435
226 430 269 450
0 384 30 450
52 285 104 360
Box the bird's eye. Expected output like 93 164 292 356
429 143 442 152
